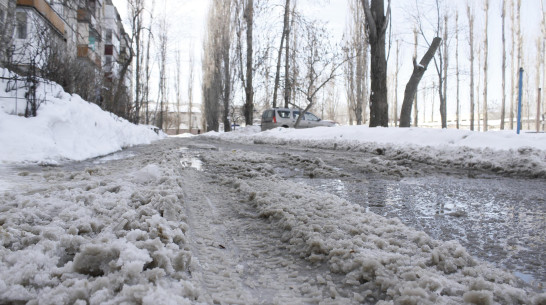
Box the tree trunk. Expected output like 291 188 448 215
393 40 399 127
272 0 290 108
413 28 418 127
483 0 489 131
440 15 448 129
361 0 391 127
500 0 506 130
244 0 254 125
188 47 194 133
284 1 294 108
467 4 475 131
455 10 461 129
510 0 515 129
515 0 522 130
400 37 442 127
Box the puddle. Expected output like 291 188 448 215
93 151 136 164
0 165 34 193
180 157 203 171
292 174 546 292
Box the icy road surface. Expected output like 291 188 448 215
0 137 544 304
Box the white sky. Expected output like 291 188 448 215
111 0 545 122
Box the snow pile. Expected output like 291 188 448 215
206 126 546 178
228 174 544 304
0 145 199 304
0 68 163 164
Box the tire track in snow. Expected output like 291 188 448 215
179 158 344 304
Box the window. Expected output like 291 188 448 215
293 111 303 120
277 110 290 118
16 11 27 39
305 112 319 121
89 36 96 51
105 29 112 44
104 44 113 55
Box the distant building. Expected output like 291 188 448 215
163 104 203 135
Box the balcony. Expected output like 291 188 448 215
17 0 65 36
77 44 101 69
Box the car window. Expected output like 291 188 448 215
262 110 272 119
293 111 304 119
277 110 290 118
305 112 319 121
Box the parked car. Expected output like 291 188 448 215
260 108 335 131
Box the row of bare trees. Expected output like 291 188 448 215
394 0 544 130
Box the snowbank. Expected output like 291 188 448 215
0 143 199 304
205 125 546 178
0 68 163 164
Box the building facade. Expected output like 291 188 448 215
3 0 131 110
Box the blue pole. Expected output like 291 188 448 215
517 68 523 134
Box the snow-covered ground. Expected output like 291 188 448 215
0 68 163 165
1 69 545 303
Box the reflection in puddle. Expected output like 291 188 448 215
293 175 545 292
180 157 203 171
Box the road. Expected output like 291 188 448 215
0 136 543 304
183 136 545 292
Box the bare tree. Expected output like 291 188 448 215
243 0 254 125
477 41 482 131
542 1 546 131
221 2 233 133
413 27 419 127
515 0 522 129
536 37 542 132
272 0 290 108
188 43 195 133
156 11 168 130
413 0 449 128
399 37 442 127
343 0 368 125
455 9 461 129
393 39 400 126
293 21 344 127
441 13 449 128
126 0 147 124
467 2 475 130
174 47 182 134
143 0 155 125
202 0 234 132
500 0 507 130
360 0 391 127
510 0 516 129
483 0 489 131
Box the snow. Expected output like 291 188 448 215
0 68 163 164
205 125 546 178
1 68 545 303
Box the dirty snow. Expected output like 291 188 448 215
205 125 546 178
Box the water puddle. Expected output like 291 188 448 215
93 151 136 164
291 174 545 292
180 157 203 171
0 165 34 193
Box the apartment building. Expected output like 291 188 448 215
5 0 131 99
11 0 66 68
